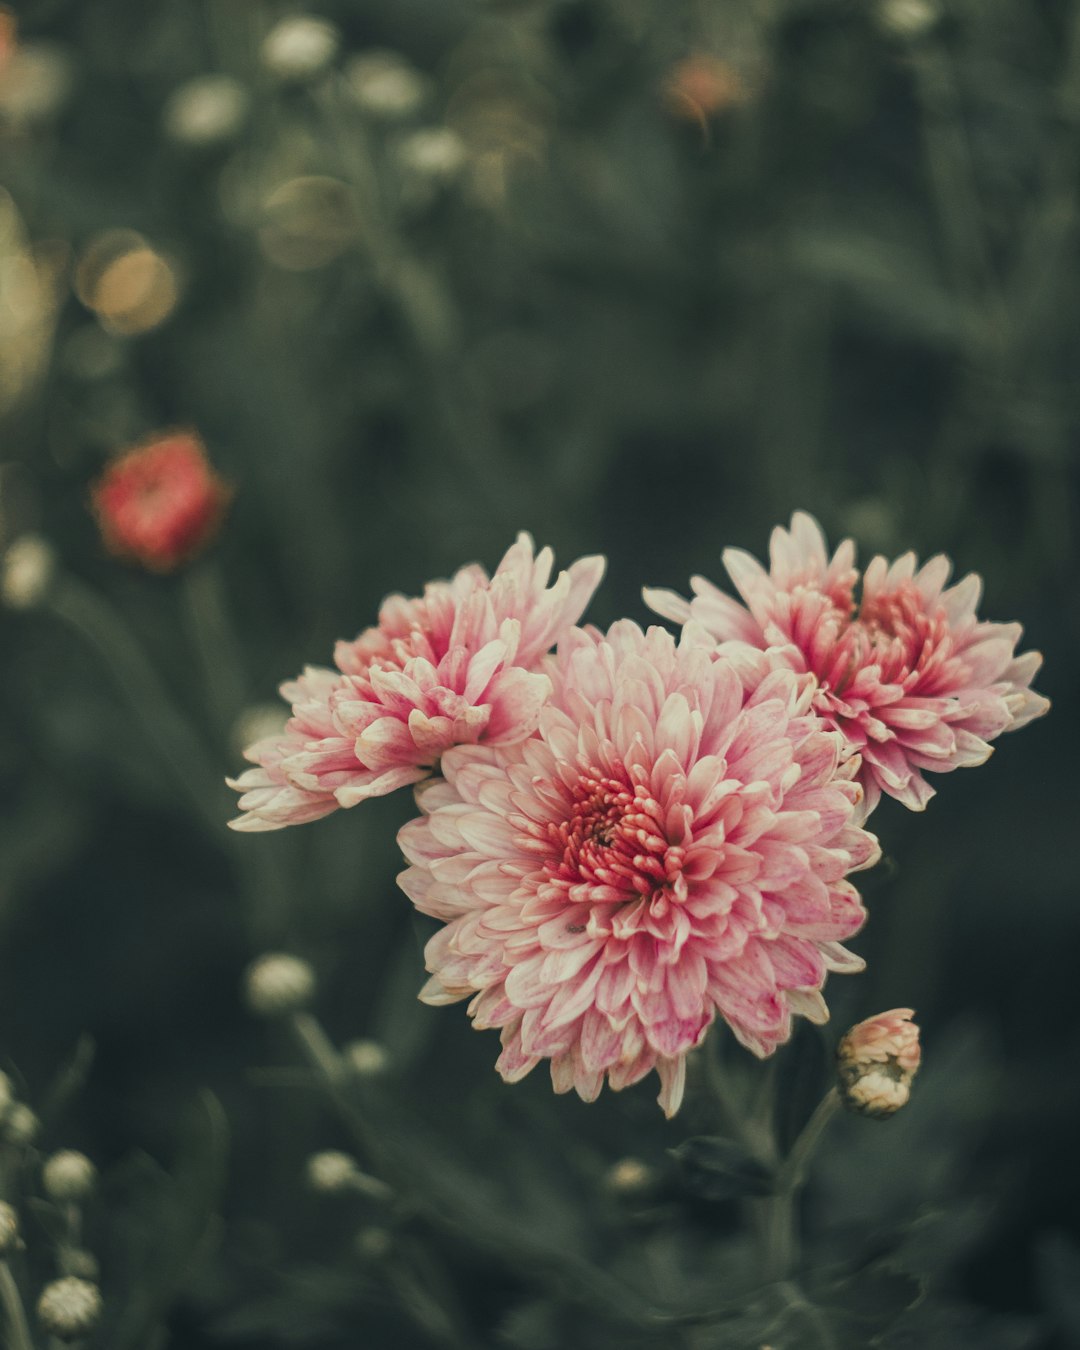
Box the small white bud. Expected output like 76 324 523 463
306 1150 358 1193
36 1277 103 1341
42 1151 97 1203
605 1157 652 1195
1 534 55 610
0 1201 19 1255
345 51 427 119
261 17 339 81
244 953 316 1017
164 75 248 147
398 127 466 181
343 1039 388 1078
3 1103 39 1146
878 0 938 39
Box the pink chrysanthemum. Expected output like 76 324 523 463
229 535 605 831
645 512 1049 812
397 621 879 1116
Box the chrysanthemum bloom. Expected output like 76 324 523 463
397 621 879 1116
836 1007 921 1118
645 512 1049 812
90 432 231 572
229 535 605 830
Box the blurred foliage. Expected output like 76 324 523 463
0 0 1077 1345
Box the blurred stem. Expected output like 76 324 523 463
181 561 248 740
704 1029 774 1164
46 575 227 837
0 1261 33 1350
764 1087 840 1282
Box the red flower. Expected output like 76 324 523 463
90 432 231 572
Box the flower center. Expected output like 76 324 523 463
543 766 684 900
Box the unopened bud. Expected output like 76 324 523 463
3 1103 39 1146
42 1150 97 1202
36 1277 103 1341
605 1157 653 1195
398 127 466 181
837 1008 921 1118
878 0 938 39
345 51 427 119
0 1201 19 1255
343 1039 388 1078
164 74 248 147
261 16 339 81
244 953 315 1017
1 535 55 610
306 1150 358 1193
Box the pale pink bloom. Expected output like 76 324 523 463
397 621 879 1117
228 535 605 831
645 512 1049 812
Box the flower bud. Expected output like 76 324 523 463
398 127 466 181
343 1039 388 1078
244 953 315 1017
605 1157 653 1195
3 1103 39 1146
42 1150 97 1203
878 0 938 39
36 1277 103 1341
1 534 55 610
261 17 339 81
837 1008 921 1118
345 51 427 119
0 1201 19 1255
305 1150 358 1193
164 74 248 147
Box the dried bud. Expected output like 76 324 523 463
0 1201 19 1255
343 1039 388 1078
90 432 231 573
3 1103 39 1146
605 1157 653 1195
244 953 315 1017
36 1277 103 1341
261 16 339 81
42 1150 97 1203
837 1008 921 1118
1 534 55 610
306 1150 358 1193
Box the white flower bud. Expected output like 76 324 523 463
164 75 248 147
244 953 315 1017
878 0 938 39
36 1277 103 1341
306 1150 358 1193
1 534 55 610
345 51 427 119
605 1157 652 1195
3 1103 39 1146
398 127 466 181
42 1151 97 1203
343 1039 388 1078
0 1201 19 1255
261 17 339 81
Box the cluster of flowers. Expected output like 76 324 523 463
228 518 1047 1115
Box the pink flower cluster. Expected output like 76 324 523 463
230 520 1047 1114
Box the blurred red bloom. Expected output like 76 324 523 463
90 432 231 572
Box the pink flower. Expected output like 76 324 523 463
397 621 879 1116
645 512 1049 812
228 535 605 831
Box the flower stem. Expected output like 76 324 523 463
765 1087 841 1281
181 560 248 739
0 1261 34 1350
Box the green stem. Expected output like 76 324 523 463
181 561 248 739
46 575 227 837
765 1087 841 1281
0 1261 34 1350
